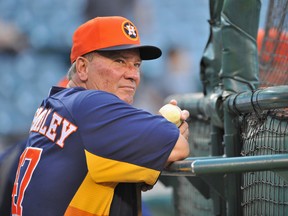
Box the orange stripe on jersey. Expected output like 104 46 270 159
65 205 109 216
85 150 160 185
65 205 108 216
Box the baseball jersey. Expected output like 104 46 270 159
11 86 180 216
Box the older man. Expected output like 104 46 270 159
11 16 190 216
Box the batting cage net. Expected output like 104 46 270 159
241 1 288 214
241 111 288 215
175 116 213 216
258 0 288 87
162 1 288 215
160 116 214 216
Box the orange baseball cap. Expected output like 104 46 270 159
70 16 162 63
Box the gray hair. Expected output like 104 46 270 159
67 62 76 80
66 51 97 80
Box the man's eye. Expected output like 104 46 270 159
115 59 125 64
135 63 141 68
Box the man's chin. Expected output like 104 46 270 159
118 95 134 105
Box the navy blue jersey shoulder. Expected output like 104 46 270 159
49 86 180 171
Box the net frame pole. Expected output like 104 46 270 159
163 154 288 176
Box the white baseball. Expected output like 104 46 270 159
159 104 182 127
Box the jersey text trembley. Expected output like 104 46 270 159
30 107 78 148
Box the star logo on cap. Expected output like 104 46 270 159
122 21 138 40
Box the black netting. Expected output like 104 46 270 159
240 110 288 215
173 117 214 216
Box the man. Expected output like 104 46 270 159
11 16 190 216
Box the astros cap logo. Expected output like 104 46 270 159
122 21 138 41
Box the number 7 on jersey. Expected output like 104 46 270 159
12 147 42 215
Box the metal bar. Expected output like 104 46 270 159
162 154 288 176
223 105 242 216
164 93 206 117
227 85 288 114
162 156 221 176
165 86 288 120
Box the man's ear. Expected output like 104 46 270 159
75 57 89 81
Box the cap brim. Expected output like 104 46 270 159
98 44 162 60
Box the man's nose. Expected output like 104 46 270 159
124 64 140 80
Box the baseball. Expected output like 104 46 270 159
159 104 182 127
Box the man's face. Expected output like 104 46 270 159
86 49 142 104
